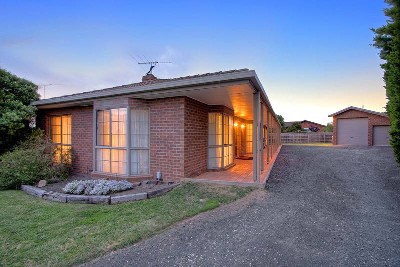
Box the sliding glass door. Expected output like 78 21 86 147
208 113 234 169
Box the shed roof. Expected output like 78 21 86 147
328 106 388 117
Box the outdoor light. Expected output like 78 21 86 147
234 122 238 127
241 124 245 128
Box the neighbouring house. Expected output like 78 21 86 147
284 120 326 132
32 69 282 186
328 106 390 146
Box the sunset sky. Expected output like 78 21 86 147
0 0 388 125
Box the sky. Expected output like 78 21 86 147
0 0 388 125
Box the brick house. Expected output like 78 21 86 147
329 106 390 146
284 120 326 132
32 69 282 185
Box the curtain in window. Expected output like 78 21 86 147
246 123 253 153
208 113 233 169
50 115 72 163
95 108 127 175
130 109 149 175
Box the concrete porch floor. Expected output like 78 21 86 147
185 146 282 187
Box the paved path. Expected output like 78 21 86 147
83 146 400 267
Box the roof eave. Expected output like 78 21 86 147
32 69 258 108
328 106 388 118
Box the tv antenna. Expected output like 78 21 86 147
138 61 171 75
38 83 61 99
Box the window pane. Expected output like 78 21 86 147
229 116 233 145
131 109 149 148
97 111 104 122
96 109 128 175
96 148 111 173
130 149 149 175
51 116 61 126
111 109 119 122
109 149 126 175
216 114 222 135
52 134 61 143
52 125 61 135
224 115 229 144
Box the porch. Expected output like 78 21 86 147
185 144 282 187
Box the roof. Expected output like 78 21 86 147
31 68 281 124
284 120 326 128
284 121 299 127
328 106 388 117
31 69 250 106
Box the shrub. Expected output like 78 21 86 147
63 180 133 195
0 130 73 189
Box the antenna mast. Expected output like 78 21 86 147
138 61 171 75
38 83 60 99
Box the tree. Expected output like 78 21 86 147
286 122 304 133
323 123 334 132
372 0 400 163
0 69 39 154
277 114 285 132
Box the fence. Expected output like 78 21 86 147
281 132 333 144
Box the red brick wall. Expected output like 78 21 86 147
37 96 261 181
149 97 185 181
184 98 208 177
37 106 93 173
300 121 325 132
332 110 390 145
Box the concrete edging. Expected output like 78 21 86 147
20 183 180 205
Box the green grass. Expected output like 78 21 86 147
0 183 254 267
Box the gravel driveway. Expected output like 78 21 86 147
82 145 400 267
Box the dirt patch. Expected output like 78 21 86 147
42 175 176 196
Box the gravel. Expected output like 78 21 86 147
81 145 400 267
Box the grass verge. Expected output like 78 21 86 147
0 183 254 267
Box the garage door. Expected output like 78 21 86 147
373 126 390 146
337 118 368 145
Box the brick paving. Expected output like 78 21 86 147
192 158 275 184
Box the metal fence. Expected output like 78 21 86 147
281 132 333 144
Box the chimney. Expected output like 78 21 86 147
142 73 157 82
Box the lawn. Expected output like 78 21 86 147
0 183 255 267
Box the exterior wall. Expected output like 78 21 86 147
184 98 208 177
36 94 282 182
209 105 234 116
148 97 185 181
300 121 325 132
37 106 93 173
332 110 390 145
94 96 186 181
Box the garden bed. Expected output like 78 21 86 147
21 176 179 204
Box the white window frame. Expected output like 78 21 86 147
130 108 150 175
208 112 234 169
94 108 128 175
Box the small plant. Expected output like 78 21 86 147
63 180 133 195
0 130 73 189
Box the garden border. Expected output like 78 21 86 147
20 183 180 204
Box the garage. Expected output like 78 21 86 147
373 126 390 146
337 118 368 145
329 106 390 146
